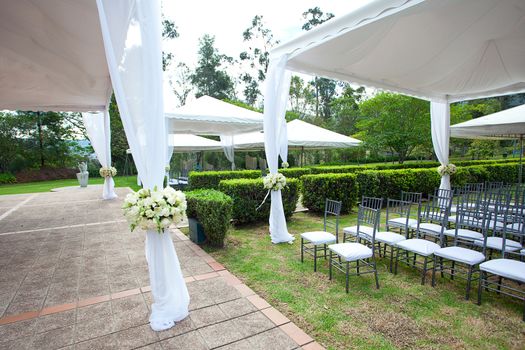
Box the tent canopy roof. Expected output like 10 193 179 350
271 0 525 103
450 104 525 140
165 96 264 136
168 134 222 152
234 119 361 150
0 0 111 112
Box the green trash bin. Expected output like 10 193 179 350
188 218 206 244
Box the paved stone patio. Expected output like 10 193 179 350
0 187 323 349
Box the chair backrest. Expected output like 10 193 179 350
433 188 454 212
356 205 380 248
361 196 383 210
324 199 342 242
401 191 422 205
386 199 412 237
454 191 490 251
421 193 452 225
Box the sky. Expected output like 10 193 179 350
162 0 373 95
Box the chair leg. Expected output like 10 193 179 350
497 276 502 294
373 257 380 289
314 245 317 272
323 244 327 259
329 250 333 280
300 238 304 263
389 246 394 273
477 271 484 306
451 261 455 280
466 265 473 300
345 261 350 293
356 260 360 275
422 256 428 285
431 255 437 287
383 243 387 258
394 248 400 275
440 257 444 278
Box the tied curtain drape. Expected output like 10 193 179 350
220 135 236 170
430 101 451 191
263 55 294 244
82 109 117 200
96 0 189 331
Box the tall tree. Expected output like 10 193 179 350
170 62 193 107
357 92 431 163
239 15 279 106
329 85 365 135
301 6 335 31
289 76 314 117
191 34 234 100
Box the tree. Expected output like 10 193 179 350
301 7 334 31
191 34 234 100
161 17 179 71
170 62 193 107
357 92 431 163
289 76 314 117
108 95 129 171
239 15 279 105
329 85 365 135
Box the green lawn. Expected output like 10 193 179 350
0 175 140 195
191 211 525 350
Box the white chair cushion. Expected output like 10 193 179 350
343 225 374 237
447 215 457 223
480 259 525 283
521 249 525 256
387 218 418 228
329 242 373 262
488 220 505 230
301 231 336 245
443 228 483 241
418 223 444 236
434 246 485 265
474 237 522 252
506 222 524 232
375 231 406 245
395 239 440 256
450 205 457 213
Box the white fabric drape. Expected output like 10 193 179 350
263 55 294 244
430 101 451 190
220 135 236 170
96 0 189 331
82 110 117 200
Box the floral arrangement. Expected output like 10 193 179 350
263 173 287 191
437 163 457 176
281 161 289 169
122 186 186 233
99 166 117 178
165 165 170 172
78 162 87 173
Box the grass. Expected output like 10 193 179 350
190 211 525 350
0 175 141 195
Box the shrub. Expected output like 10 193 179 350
0 172 16 184
301 173 359 214
185 189 233 247
188 170 261 190
219 178 299 224
279 167 311 178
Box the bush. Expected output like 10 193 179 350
219 178 299 224
185 189 233 247
188 170 261 190
279 167 311 178
14 167 76 183
0 172 16 184
301 173 359 214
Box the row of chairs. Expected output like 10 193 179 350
300 183 525 321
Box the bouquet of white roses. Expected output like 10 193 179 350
99 166 117 178
281 161 289 169
437 163 457 176
122 186 186 233
263 173 287 191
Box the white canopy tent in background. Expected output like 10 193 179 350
262 0 525 242
168 134 222 152
451 103 525 182
0 0 188 331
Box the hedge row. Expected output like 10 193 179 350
188 170 261 190
219 178 299 224
301 163 520 213
185 189 233 247
0 173 16 184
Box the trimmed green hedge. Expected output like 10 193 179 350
219 178 299 224
279 167 312 178
301 173 358 214
0 173 16 184
188 170 261 190
185 189 233 247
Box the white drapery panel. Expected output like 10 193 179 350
263 55 294 244
166 145 174 178
96 0 189 331
220 135 236 170
430 101 451 190
82 110 117 200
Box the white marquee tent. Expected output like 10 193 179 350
262 0 525 243
168 134 222 152
234 119 361 150
0 0 187 331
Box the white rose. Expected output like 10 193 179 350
142 197 154 207
160 207 170 217
145 209 155 218
151 191 163 203
160 218 172 228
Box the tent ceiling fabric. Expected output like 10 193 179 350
450 104 525 140
272 0 525 103
0 0 111 112
165 96 264 135
168 134 222 152
234 119 361 150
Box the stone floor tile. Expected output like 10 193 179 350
198 319 244 349
247 328 297 350
74 334 118 350
31 325 75 350
156 316 195 340
76 302 112 323
234 312 274 338
114 324 159 349
74 315 115 342
190 305 229 328
35 309 76 333
0 336 35 350
161 331 209 350
279 323 314 346
218 298 257 319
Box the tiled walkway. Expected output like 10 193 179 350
0 187 322 349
